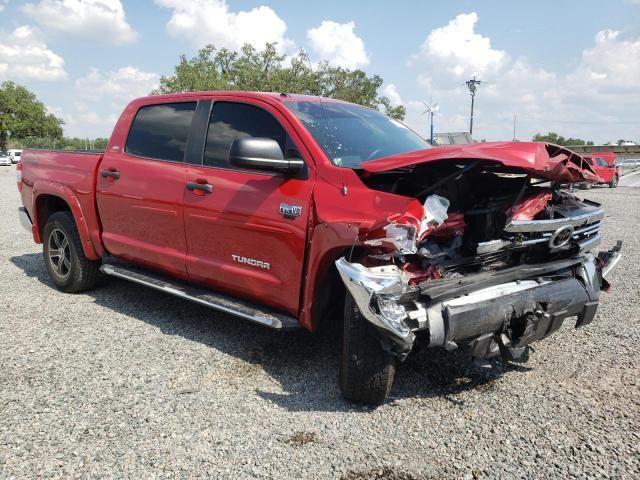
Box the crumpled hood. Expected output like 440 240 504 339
361 142 601 183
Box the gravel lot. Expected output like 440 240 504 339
1 165 638 479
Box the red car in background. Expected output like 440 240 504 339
583 152 619 188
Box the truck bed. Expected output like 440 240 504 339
19 149 103 250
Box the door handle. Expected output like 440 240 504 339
100 169 120 180
186 180 213 194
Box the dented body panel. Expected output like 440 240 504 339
362 142 602 183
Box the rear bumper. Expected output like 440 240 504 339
18 207 33 233
336 242 622 359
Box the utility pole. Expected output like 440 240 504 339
513 113 517 141
465 76 484 137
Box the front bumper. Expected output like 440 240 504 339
336 242 622 360
18 207 33 233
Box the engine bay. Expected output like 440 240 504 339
357 160 604 283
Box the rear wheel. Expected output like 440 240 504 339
609 176 618 188
43 211 100 293
340 292 396 405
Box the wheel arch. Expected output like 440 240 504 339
299 222 364 332
33 183 100 260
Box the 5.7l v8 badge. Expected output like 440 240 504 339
279 203 303 219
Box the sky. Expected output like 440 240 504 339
1 0 639 143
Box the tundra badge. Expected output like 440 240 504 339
232 255 271 270
279 203 302 219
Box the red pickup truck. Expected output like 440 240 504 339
17 92 622 404
582 152 619 188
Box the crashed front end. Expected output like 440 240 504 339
335 156 622 361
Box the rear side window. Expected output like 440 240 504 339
125 102 197 162
204 102 286 168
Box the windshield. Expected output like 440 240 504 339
285 101 429 168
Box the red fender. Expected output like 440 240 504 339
298 221 360 331
32 180 102 260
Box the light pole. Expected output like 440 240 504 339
465 76 484 136
422 99 439 145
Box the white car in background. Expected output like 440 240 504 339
0 152 12 166
8 149 22 164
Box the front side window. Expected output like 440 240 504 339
204 102 287 168
125 102 197 162
595 157 609 167
285 101 428 168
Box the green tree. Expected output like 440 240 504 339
155 43 406 121
532 132 594 146
0 81 64 151
10 136 109 151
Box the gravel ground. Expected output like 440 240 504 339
1 165 639 479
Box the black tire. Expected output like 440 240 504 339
581 183 592 190
340 292 396 405
43 211 100 293
609 176 618 188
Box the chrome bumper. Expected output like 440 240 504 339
18 207 33 232
336 242 622 359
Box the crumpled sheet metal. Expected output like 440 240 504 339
506 191 553 221
361 142 603 184
363 196 465 254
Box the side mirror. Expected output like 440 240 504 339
229 138 306 178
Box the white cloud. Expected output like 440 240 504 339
382 84 403 105
0 25 66 80
576 30 640 89
155 0 289 52
307 20 369 69
407 13 640 143
23 0 138 45
75 66 159 105
51 66 159 137
416 12 505 78
0 1 8 13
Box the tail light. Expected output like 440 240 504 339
16 161 23 192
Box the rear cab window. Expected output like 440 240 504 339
125 102 197 162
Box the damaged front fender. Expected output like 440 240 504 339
335 257 417 354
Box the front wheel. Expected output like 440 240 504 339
609 176 618 188
43 211 100 293
340 292 396 405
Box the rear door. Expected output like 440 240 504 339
96 101 196 277
182 99 314 315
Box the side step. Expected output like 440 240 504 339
100 264 300 330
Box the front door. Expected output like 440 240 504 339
182 100 314 316
96 101 196 277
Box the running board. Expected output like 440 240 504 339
100 264 300 330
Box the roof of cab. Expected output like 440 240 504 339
136 91 349 105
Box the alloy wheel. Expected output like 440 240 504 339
48 228 71 279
